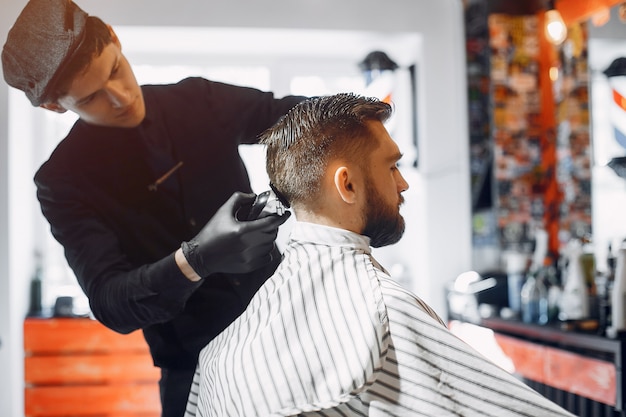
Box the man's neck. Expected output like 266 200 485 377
294 209 362 236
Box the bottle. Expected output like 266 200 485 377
504 251 528 317
559 239 589 321
580 236 597 297
596 271 611 335
520 229 549 325
596 242 615 335
521 270 548 325
607 242 616 279
607 246 626 338
545 262 562 323
27 251 44 317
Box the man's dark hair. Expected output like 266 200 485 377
48 16 112 102
260 93 392 208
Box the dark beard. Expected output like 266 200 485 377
361 182 405 248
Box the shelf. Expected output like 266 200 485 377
450 318 625 414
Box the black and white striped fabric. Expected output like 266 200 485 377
185 222 574 417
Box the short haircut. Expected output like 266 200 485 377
48 16 112 102
260 93 392 208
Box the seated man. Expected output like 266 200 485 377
185 93 574 416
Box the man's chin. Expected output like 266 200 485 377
369 222 405 248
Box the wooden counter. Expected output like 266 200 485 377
24 318 161 417
449 318 625 417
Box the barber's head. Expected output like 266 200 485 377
2 0 145 127
261 93 409 247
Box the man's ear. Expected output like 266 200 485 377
40 103 68 113
333 166 358 204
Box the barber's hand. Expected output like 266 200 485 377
181 192 291 278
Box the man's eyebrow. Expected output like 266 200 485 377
75 55 119 105
75 91 96 106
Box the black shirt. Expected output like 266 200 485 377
34 77 303 369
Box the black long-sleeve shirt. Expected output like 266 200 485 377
34 77 304 370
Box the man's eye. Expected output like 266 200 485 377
79 95 95 106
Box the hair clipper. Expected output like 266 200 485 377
245 189 288 220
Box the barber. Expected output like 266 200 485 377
2 1 303 415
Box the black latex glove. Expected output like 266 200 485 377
181 191 291 277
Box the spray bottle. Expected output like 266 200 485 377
559 239 589 321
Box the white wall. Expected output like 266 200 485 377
588 39 626 265
0 0 29 415
0 53 11 417
588 7 626 266
0 1 471 416
82 0 471 313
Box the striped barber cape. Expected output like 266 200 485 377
185 221 574 417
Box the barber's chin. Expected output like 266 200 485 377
118 104 145 127
124 114 145 128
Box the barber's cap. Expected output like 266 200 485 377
2 0 88 106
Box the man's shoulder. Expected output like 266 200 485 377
377 277 447 326
140 77 205 99
141 77 231 111
34 119 91 181
34 118 136 186
142 76 208 90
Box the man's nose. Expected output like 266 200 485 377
105 81 131 108
397 171 409 192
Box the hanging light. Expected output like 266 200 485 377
544 1 567 45
358 51 398 87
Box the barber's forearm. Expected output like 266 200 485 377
86 253 204 334
175 247 203 282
